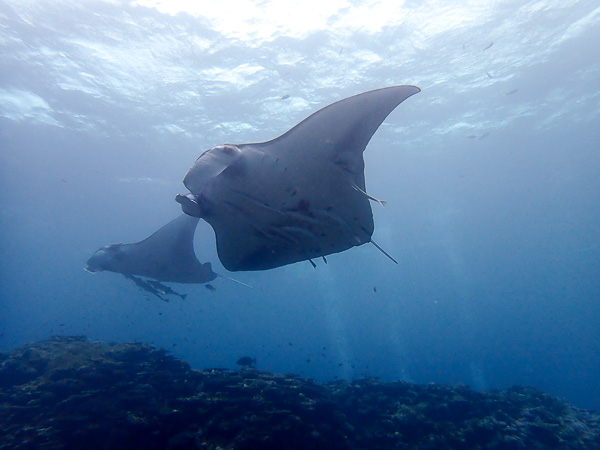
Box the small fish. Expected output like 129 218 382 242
279 94 290 100
236 356 256 367
466 135 477 139
205 283 216 292
504 89 518 96
124 274 168 302
373 286 377 293
486 72 494 79
146 279 187 300
483 42 494 51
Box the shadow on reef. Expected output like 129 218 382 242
1 336 598 449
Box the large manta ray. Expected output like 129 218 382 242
86 85 420 286
176 85 420 271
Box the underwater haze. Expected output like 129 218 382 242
1 0 599 413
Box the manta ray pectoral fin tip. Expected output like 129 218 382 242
403 85 421 94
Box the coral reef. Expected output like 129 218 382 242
1 336 598 449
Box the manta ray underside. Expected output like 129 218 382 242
176 85 420 271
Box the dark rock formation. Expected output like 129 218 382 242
1 336 598 449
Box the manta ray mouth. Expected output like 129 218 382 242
176 193 203 217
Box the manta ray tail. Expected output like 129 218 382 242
370 239 398 264
218 274 253 288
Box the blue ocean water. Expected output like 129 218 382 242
0 0 598 413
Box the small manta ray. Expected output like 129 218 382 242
86 214 216 283
86 215 218 296
176 85 420 271
236 356 256 367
